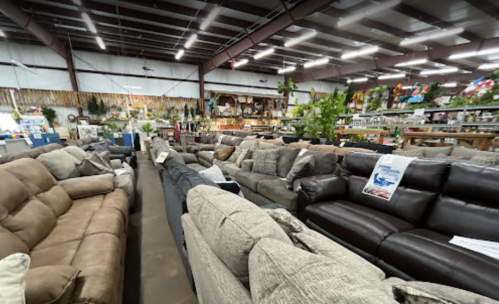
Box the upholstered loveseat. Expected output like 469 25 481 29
298 151 499 300
197 135 244 168
0 158 128 303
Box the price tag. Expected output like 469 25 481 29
340 142 346 147
25 138 33 145
155 151 169 163
0 140 5 145
414 109 425 115
298 149 307 156
483 113 492 118
353 114 360 119
33 134 42 139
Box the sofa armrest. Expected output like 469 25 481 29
198 144 216 151
241 159 254 172
110 159 122 170
297 176 347 221
108 145 134 156
63 179 114 199
293 173 337 192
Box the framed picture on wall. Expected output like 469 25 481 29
77 116 90 125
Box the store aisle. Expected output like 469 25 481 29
123 153 198 304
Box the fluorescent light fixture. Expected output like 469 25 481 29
347 77 368 83
441 82 457 88
284 31 317 47
200 6 221 30
11 59 36 74
233 59 248 68
402 86 412 89
82 13 97 33
338 0 400 28
395 59 428 67
175 49 184 60
54 24 87 32
72 0 81 5
96 37 106 50
303 58 329 68
378 73 405 80
254 48 274 60
479 63 499 70
420 67 458 75
185 34 197 49
0 30 5 37
400 27 464 46
342 46 379 60
278 66 296 74
450 47 499 59
123 85 142 89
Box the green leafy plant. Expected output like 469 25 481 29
310 86 315 104
87 95 100 116
292 123 306 137
99 100 108 116
447 95 468 107
42 106 57 127
139 122 159 137
196 101 202 116
277 77 298 97
99 125 112 139
344 82 357 105
184 104 189 119
190 107 195 118
303 89 345 140
365 84 387 112
423 82 441 106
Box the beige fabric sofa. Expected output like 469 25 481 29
197 135 243 168
0 158 128 304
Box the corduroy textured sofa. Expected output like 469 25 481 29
298 151 499 300
0 158 128 304
180 185 497 304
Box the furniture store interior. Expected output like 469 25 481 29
1 0 499 303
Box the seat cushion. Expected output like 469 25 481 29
305 201 414 255
379 229 499 301
257 179 298 211
236 171 280 192
224 163 242 177
198 151 215 164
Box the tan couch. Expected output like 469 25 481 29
0 158 128 304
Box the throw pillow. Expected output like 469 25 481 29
36 150 80 180
392 149 424 158
87 152 112 169
25 266 80 304
236 148 249 167
227 146 243 163
393 281 498 304
252 149 279 176
434 153 469 160
216 146 235 161
276 136 284 143
0 253 30 304
79 159 114 176
470 155 499 166
264 208 308 236
61 146 87 162
199 165 226 182
285 155 315 190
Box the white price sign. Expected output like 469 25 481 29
0 140 5 145
33 134 42 139
414 109 425 116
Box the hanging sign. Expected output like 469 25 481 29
362 155 415 201
33 134 42 139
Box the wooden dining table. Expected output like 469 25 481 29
402 132 496 151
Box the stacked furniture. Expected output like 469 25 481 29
0 158 128 304
80 139 137 168
298 151 499 300
181 184 497 303
150 137 205 173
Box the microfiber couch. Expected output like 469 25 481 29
0 158 128 304
0 143 63 165
150 137 206 174
298 151 499 300
181 185 497 304
196 135 244 168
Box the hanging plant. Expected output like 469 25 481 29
277 77 298 97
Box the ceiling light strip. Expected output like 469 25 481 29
420 67 458 75
96 37 106 50
479 63 499 70
234 59 248 68
347 77 368 83
284 31 317 47
342 46 379 60
338 0 400 28
175 49 184 60
303 58 329 68
441 82 457 88
254 48 274 60
82 13 97 33
394 59 428 67
278 66 296 74
400 27 464 46
123 86 142 89
378 73 405 80
200 7 221 31
185 34 197 49
450 47 499 59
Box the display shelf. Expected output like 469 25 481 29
382 124 458 128
462 122 499 126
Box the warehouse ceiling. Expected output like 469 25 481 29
1 0 499 87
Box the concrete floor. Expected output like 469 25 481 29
123 152 198 304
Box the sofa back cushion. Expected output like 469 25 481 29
450 146 499 159
277 147 301 178
426 163 499 241
295 150 338 176
221 136 243 146
36 150 80 180
186 185 291 281
405 144 453 158
352 142 396 154
288 142 312 149
0 159 71 249
257 141 277 151
62 146 87 162
341 152 449 225
308 145 338 153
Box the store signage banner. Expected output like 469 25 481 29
362 155 415 201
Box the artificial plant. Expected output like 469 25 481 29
365 84 387 112
139 122 159 137
87 95 100 116
190 107 195 118
310 86 315 104
42 106 57 127
195 101 202 116
292 123 306 137
423 82 442 107
344 82 357 105
184 104 189 120
304 88 345 140
277 77 298 97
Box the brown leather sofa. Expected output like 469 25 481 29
298 151 499 300
0 158 128 303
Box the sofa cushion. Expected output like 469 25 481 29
236 148 249 167
25 265 80 304
470 154 499 166
212 159 230 169
392 149 424 158
236 171 280 192
295 150 338 176
79 159 114 176
308 144 338 153
198 151 216 164
0 253 30 304
306 200 414 255
36 150 80 180
285 155 315 190
405 144 453 158
379 229 499 301
276 147 300 178
257 178 298 211
252 149 279 176
249 238 397 304
392 281 499 304
180 153 198 164
217 145 235 161
199 165 226 182
62 146 87 162
186 185 292 281
288 142 312 149
257 141 277 151
450 146 499 159
224 163 242 177
62 180 114 200
335 147 374 160
227 145 244 163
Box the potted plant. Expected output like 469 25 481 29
42 106 57 127
303 89 346 140
139 122 158 137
